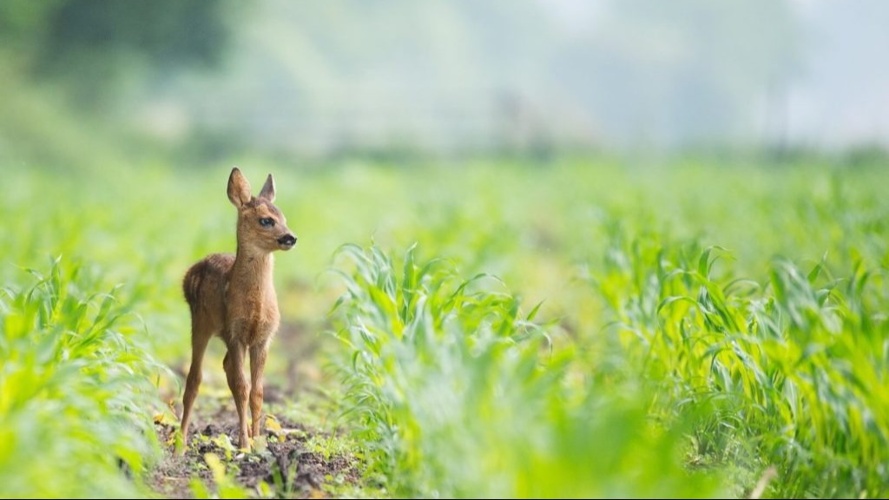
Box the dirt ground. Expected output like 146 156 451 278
147 320 367 498
148 397 361 498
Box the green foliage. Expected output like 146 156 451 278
0 257 166 497
329 243 723 498
318 158 888 498
1 155 886 498
596 229 889 497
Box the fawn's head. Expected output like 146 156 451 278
227 167 297 253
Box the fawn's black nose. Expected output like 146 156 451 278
277 234 297 248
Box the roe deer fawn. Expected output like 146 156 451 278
180 167 297 451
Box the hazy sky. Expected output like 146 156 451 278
786 1 889 148
149 1 889 153
544 0 889 149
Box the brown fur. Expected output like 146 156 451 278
179 167 297 451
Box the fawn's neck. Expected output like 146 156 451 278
230 245 275 294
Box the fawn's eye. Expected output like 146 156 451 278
259 217 275 228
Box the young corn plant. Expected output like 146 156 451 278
595 230 889 498
328 243 723 498
0 257 166 497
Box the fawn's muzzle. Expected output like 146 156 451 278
277 234 297 249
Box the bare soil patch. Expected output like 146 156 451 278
147 317 363 498
148 403 360 498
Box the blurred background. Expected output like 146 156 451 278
2 0 889 169
3 2 889 497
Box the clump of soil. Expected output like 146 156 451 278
148 405 360 498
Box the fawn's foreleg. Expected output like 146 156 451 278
223 342 251 449
248 344 269 439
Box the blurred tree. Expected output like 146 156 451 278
38 1 231 70
1 0 238 104
0 1 64 46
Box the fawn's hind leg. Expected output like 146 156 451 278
180 318 213 448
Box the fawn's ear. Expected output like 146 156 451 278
227 167 253 208
258 174 276 202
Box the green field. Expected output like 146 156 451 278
1 156 887 498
